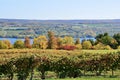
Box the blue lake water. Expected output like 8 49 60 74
0 38 33 44
0 37 96 44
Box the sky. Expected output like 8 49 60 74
0 0 120 20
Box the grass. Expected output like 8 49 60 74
82 50 119 53
46 77 120 80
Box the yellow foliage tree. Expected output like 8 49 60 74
75 44 82 50
0 40 8 49
33 35 48 49
82 40 92 49
3 40 12 49
61 36 74 46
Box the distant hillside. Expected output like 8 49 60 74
1 19 120 24
0 19 120 38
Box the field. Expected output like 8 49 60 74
47 78 120 80
46 77 120 80
82 50 119 53
1 19 120 38
0 49 120 80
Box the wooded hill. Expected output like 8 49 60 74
0 19 120 38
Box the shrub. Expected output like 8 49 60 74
59 45 76 50
94 43 105 50
104 45 112 50
94 43 112 50
75 44 82 50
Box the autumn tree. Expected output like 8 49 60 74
75 38 82 49
0 40 8 49
56 37 63 48
14 40 24 49
47 31 57 49
82 40 92 49
3 40 12 49
33 35 48 49
94 42 111 50
75 38 80 45
24 37 31 48
61 36 74 46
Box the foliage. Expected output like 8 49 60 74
96 33 118 49
75 38 80 45
24 37 31 48
59 45 76 50
33 35 48 49
113 33 120 45
117 46 120 49
48 31 57 49
75 44 82 50
61 36 74 46
0 49 120 79
0 60 15 80
94 43 111 50
0 40 8 49
82 40 92 49
3 40 13 49
14 40 24 49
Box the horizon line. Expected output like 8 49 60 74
1 18 120 21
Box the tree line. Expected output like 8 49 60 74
0 31 120 50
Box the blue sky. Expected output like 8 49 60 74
0 0 120 19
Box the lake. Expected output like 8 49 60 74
0 37 96 44
0 38 33 44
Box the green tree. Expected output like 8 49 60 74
101 36 118 49
37 56 52 80
113 33 120 45
15 57 31 80
0 60 15 80
14 40 24 49
96 33 118 49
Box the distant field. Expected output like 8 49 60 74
1 19 120 38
